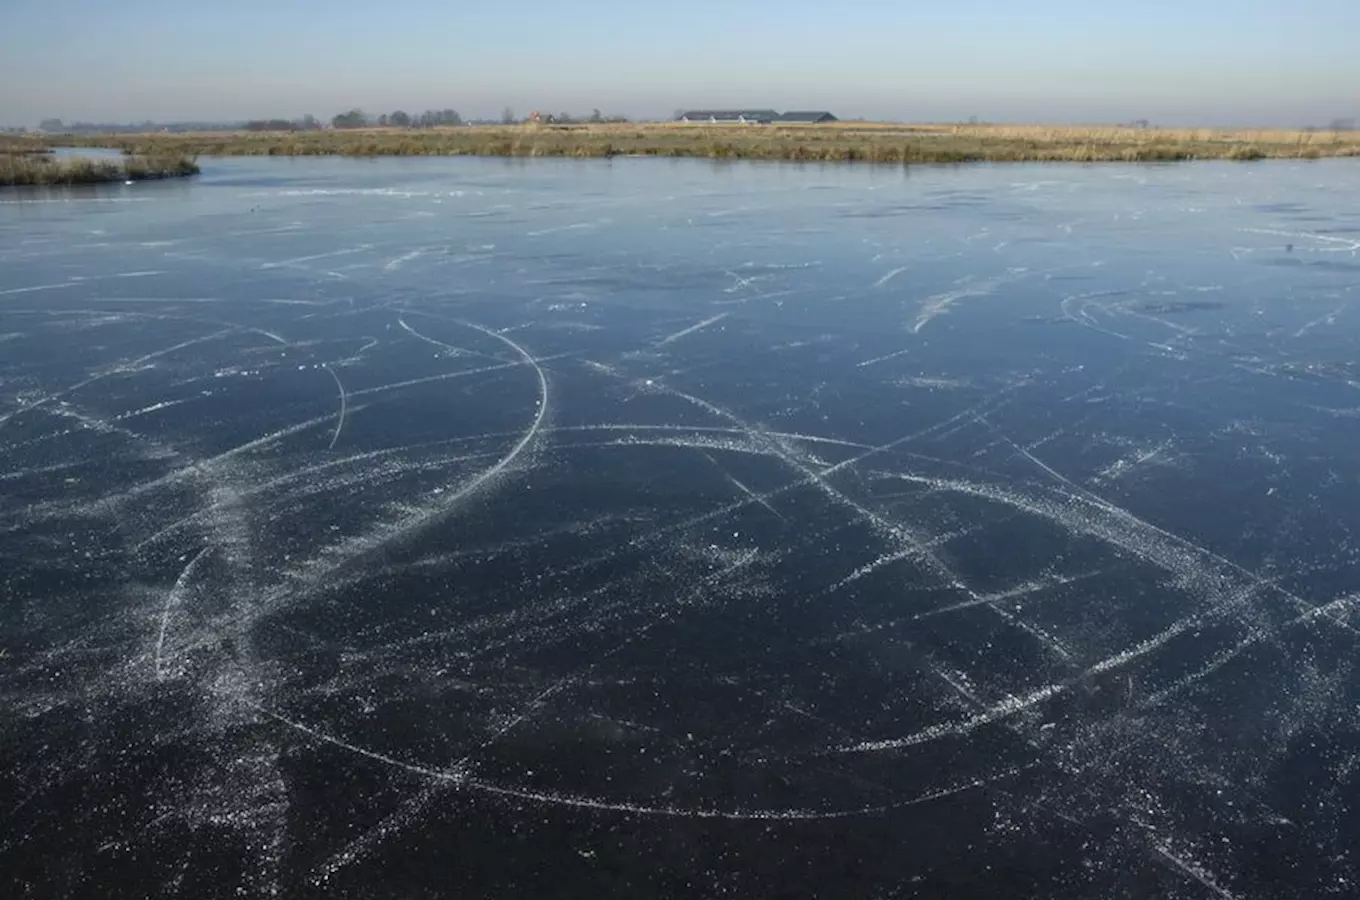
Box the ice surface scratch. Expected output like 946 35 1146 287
661 382 976 595
913 272 1029 334
1294 302 1348 339
981 415 1359 634
310 785 448 883
872 266 907 288
0 325 238 431
349 353 571 398
321 363 347 450
1145 591 1360 707
703 452 787 522
830 525 979 591
132 448 503 551
383 249 425 271
272 318 551 591
255 704 463 782
262 692 1030 820
86 408 350 513
857 348 913 368
840 681 1067 753
397 316 504 361
832 464 1350 753
913 570 1105 621
261 245 373 269
655 312 729 347
154 546 213 679
416 320 548 502
0 281 82 297
1154 844 1240 900
526 222 597 237
461 764 1030 820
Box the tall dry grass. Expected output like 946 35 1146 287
46 123 1360 165
0 153 200 186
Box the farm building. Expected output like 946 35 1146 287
676 110 780 125
775 111 839 124
676 109 838 125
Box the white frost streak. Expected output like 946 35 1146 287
321 363 347 450
261 246 373 269
383 249 425 271
280 318 551 585
349 354 567 398
0 281 81 297
655 312 729 347
843 683 1067 753
429 320 548 506
254 704 461 782
154 546 213 679
663 384 974 596
857 348 913 368
913 284 995 333
1154 845 1240 900
872 266 907 288
1146 592 1360 707
397 316 501 360
986 416 1358 635
835 461 1344 753
112 398 193 421
260 698 1028 820
703 453 786 522
0 327 237 430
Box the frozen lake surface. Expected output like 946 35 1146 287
3 157 1360 898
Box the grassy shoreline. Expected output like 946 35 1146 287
44 123 1360 164
0 151 200 186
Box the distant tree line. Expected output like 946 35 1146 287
37 118 242 133
35 106 634 135
376 109 465 128
1303 118 1356 133
329 109 368 129
328 107 629 128
244 115 321 132
329 109 464 129
530 108 630 125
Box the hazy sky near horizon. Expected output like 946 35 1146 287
2 0 1356 127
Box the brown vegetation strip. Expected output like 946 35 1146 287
0 151 200 187
22 124 1360 165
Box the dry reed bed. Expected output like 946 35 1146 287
0 152 200 186
49 124 1360 164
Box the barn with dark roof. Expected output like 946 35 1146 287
676 110 780 124
774 111 839 124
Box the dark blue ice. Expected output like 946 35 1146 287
2 156 1359 899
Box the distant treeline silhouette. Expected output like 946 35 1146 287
238 108 631 131
38 118 240 134
244 116 321 132
324 108 630 128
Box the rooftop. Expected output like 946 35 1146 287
677 110 780 121
677 109 838 124
775 111 838 123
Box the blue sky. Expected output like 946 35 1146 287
2 0 1356 126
